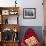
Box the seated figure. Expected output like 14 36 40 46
21 28 41 46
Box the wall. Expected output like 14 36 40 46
0 0 44 26
18 0 44 26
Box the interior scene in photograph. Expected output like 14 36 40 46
0 0 44 46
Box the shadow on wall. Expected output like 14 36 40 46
18 26 44 44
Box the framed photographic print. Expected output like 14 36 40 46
23 8 36 19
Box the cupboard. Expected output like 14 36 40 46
0 7 20 46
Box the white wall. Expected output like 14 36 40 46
0 0 44 26
0 0 15 7
18 0 44 26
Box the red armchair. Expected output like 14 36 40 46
21 28 41 46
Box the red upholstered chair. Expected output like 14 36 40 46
21 28 41 46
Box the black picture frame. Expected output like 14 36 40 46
23 8 36 19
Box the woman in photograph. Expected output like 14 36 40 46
21 28 41 46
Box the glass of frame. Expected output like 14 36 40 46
23 8 36 19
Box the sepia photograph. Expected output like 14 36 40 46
23 8 36 19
